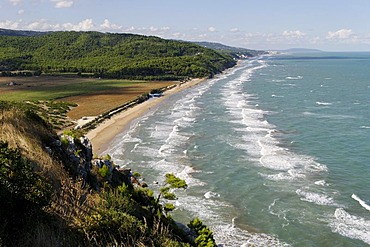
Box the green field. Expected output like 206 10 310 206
0 76 176 122
0 78 146 101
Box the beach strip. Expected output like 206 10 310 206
86 78 206 155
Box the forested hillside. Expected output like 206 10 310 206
0 30 236 80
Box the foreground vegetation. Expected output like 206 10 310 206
0 30 236 80
0 101 216 246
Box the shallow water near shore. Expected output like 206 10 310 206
108 52 370 246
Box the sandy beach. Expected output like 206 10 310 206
86 78 206 155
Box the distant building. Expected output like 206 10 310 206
149 93 163 98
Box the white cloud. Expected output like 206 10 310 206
0 20 21 29
18 9 24 14
3 18 370 50
9 0 22 6
199 33 207 39
149 26 158 32
327 29 353 40
27 19 52 30
172 32 186 39
282 30 306 38
208 26 216 32
63 18 95 31
100 19 122 31
50 0 74 8
125 26 136 32
310 36 321 44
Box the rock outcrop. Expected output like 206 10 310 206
59 133 145 190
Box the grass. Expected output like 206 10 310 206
0 78 145 101
0 76 176 120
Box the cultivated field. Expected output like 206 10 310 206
0 76 176 120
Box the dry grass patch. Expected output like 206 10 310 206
0 75 176 121
64 81 175 120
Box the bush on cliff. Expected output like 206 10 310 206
0 142 53 245
188 217 217 247
0 102 189 246
0 101 216 246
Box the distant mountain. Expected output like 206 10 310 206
193 41 267 59
282 48 323 53
0 28 48 37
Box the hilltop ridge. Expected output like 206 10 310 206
193 41 267 59
0 29 236 80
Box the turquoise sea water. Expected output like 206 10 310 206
107 53 370 246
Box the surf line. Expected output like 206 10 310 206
352 194 370 212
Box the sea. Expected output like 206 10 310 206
107 52 370 246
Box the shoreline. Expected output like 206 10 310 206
86 78 206 155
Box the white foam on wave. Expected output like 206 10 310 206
315 180 329 186
108 114 146 151
296 189 337 206
286 76 303 80
282 83 296 87
352 194 370 212
114 59 292 246
272 94 285 98
271 79 286 82
259 172 297 181
268 198 290 228
213 223 290 247
150 159 205 186
155 89 205 158
176 192 289 247
221 60 329 179
130 143 140 152
303 111 317 116
330 208 370 244
316 101 332 106
204 191 221 199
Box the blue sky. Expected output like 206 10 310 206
1 0 370 51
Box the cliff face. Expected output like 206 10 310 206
0 102 194 246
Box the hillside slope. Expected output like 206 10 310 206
194 41 267 59
0 30 235 80
0 102 215 246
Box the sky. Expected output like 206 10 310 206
1 0 370 51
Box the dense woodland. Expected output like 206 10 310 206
0 30 237 80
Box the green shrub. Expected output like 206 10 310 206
132 171 141 177
63 129 84 143
188 217 216 247
0 141 53 244
98 164 111 179
103 153 111 161
164 203 175 212
165 173 187 189
60 136 69 147
160 187 176 200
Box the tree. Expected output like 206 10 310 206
154 173 187 215
188 217 217 247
